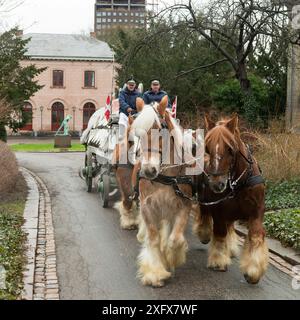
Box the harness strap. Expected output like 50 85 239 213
245 175 265 188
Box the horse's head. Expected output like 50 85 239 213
204 113 240 193
130 96 170 180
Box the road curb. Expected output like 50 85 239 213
235 223 300 266
20 167 60 300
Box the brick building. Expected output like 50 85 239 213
19 33 115 135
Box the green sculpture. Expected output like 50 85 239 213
55 115 72 136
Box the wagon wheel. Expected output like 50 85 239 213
85 154 93 193
99 173 110 208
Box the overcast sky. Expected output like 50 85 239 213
0 0 176 34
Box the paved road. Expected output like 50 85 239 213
16 152 300 300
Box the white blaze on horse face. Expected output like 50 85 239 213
215 144 220 172
140 129 161 179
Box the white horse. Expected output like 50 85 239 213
129 96 197 287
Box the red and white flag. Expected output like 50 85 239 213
104 95 111 121
171 96 177 118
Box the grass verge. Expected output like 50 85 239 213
10 143 85 153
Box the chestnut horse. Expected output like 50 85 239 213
113 98 145 230
129 96 195 287
194 114 268 284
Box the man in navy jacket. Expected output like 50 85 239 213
119 78 141 116
118 77 141 141
143 79 171 108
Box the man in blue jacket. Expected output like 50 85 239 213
119 78 140 117
143 79 171 109
118 77 140 140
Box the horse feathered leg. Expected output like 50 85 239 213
240 217 269 284
115 166 139 230
165 209 189 271
137 221 171 287
227 223 239 258
137 213 147 243
115 200 138 230
208 221 237 271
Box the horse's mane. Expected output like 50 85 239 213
131 104 160 134
131 105 188 162
206 118 241 151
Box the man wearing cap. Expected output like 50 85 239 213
118 77 141 140
143 79 171 108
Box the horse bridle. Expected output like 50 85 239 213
199 144 254 206
133 110 198 202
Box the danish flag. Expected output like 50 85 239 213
171 96 177 118
104 95 111 121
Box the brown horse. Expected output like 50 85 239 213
113 98 145 230
129 96 195 287
194 114 268 284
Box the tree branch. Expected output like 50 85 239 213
174 58 228 79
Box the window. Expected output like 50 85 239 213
107 12 111 16
53 70 64 87
107 18 111 22
84 71 95 88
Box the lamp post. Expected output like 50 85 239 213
40 106 44 132
72 106 76 132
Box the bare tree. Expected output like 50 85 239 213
0 0 24 13
158 0 293 94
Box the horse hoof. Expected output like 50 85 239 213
209 265 228 272
244 274 260 285
152 280 165 288
122 224 138 230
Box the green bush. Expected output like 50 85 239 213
211 74 268 125
264 208 300 250
265 180 300 211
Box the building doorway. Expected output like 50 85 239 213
20 102 33 131
83 102 96 130
51 102 64 131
